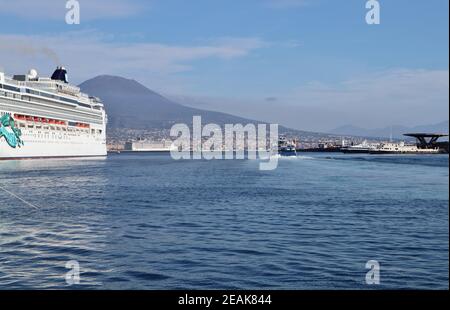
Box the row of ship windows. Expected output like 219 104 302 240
0 91 103 123
27 134 70 141
25 132 104 141
19 124 103 135
0 84 101 110
1 111 103 135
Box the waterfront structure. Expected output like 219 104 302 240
124 139 174 152
341 133 448 154
404 133 449 153
369 133 448 154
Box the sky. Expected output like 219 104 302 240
0 0 448 132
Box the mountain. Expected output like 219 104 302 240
79 75 257 130
330 121 449 139
79 75 321 137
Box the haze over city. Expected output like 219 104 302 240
0 0 448 132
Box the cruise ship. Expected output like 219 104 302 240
124 139 175 152
0 67 107 159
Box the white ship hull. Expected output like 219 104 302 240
0 128 106 159
0 107 106 159
124 141 174 152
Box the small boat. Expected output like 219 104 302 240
278 136 297 157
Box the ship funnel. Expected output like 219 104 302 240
51 66 69 83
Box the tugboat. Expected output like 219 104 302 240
278 136 297 157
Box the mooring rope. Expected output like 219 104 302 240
0 184 40 210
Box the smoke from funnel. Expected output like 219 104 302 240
3 41 61 66
41 47 61 65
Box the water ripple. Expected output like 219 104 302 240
0 153 448 289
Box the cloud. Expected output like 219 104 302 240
0 31 267 92
168 69 449 132
0 0 144 20
293 69 449 108
265 0 309 9
1 32 446 132
285 69 449 129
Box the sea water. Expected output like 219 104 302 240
0 153 448 289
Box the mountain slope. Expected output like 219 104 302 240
79 75 322 137
80 75 271 130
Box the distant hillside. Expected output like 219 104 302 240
330 121 449 139
79 75 323 137
79 75 250 129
